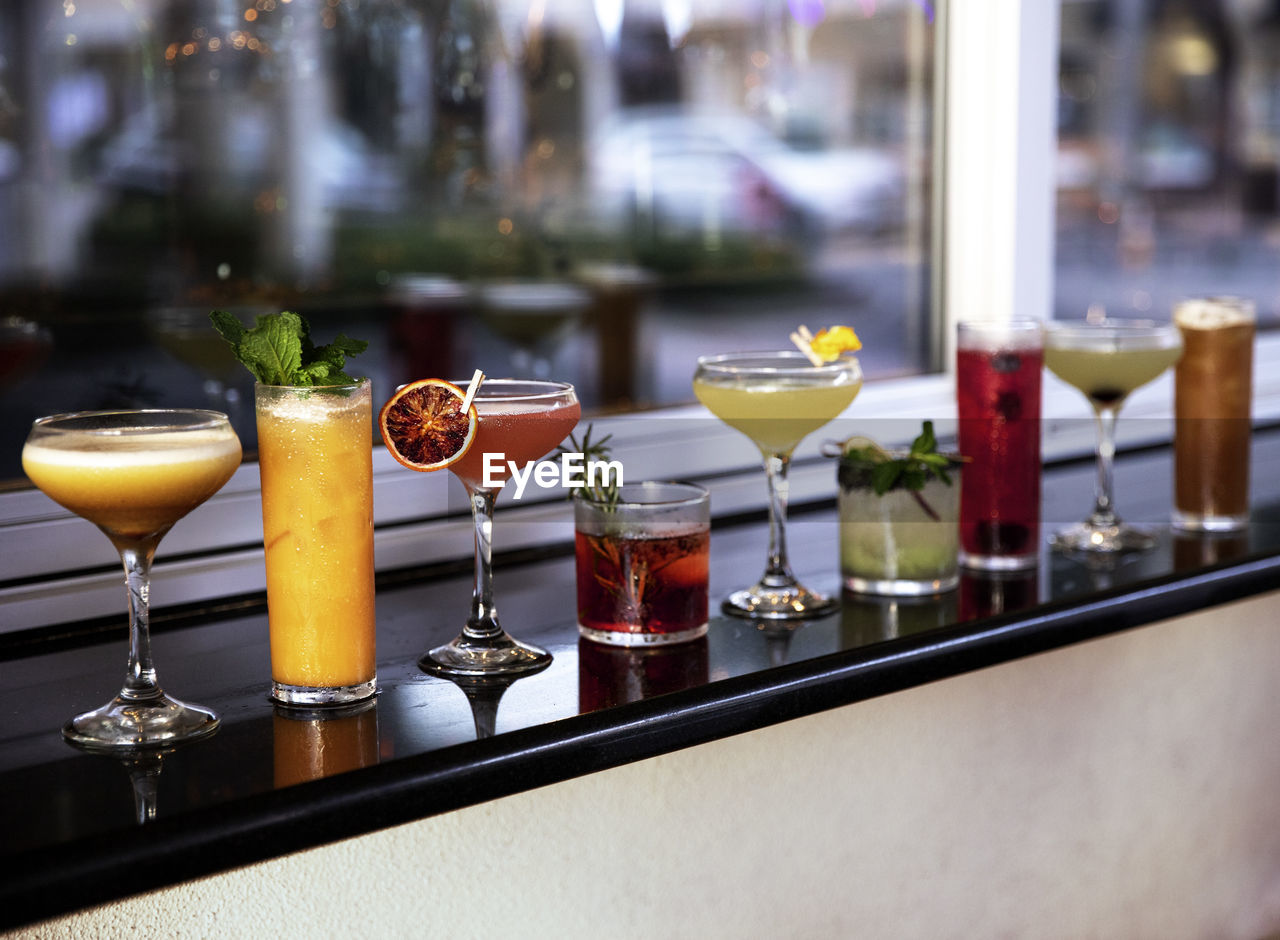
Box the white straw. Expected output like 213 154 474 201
460 368 484 413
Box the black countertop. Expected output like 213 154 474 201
3 431 1280 930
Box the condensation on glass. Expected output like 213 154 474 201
0 0 937 480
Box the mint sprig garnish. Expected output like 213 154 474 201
844 420 956 496
839 421 960 521
211 310 368 387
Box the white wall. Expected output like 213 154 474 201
15 591 1280 939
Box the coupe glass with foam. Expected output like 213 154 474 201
22 410 241 750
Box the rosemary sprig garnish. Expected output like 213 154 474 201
557 423 619 507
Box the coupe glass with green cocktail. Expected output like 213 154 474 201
693 349 862 619
1045 318 1183 554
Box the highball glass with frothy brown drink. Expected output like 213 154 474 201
1172 297 1255 532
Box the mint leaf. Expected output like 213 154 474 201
871 461 903 496
911 421 937 456
246 312 304 385
211 310 366 388
209 310 245 347
840 420 959 495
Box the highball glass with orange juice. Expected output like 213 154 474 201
256 379 376 705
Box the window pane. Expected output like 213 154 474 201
0 0 936 483
1057 0 1280 324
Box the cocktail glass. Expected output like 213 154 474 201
837 456 961 596
420 379 581 677
1172 297 1256 532
22 410 242 750
693 351 862 620
256 380 377 706
574 481 711 646
1045 319 1183 553
956 320 1043 570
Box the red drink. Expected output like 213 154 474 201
956 321 1043 569
573 481 711 646
450 400 581 491
576 530 710 643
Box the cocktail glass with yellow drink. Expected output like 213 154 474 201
693 327 863 619
256 380 377 703
1045 318 1183 554
213 311 377 706
381 375 581 676
23 410 241 749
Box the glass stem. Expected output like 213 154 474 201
117 540 162 702
1089 406 1120 528
761 453 797 587
465 488 502 639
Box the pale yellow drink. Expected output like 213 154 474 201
256 380 376 702
22 428 241 541
691 350 862 620
1044 344 1182 408
691 380 863 455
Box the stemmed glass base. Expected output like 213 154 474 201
63 692 220 752
1050 520 1156 555
420 633 551 679
722 580 839 621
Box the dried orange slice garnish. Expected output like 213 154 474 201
380 378 477 471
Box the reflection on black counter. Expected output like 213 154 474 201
839 589 960 646
958 569 1040 621
438 674 539 740
1172 531 1251 572
272 700 380 789
578 637 709 712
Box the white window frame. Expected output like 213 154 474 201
5 1 1280 631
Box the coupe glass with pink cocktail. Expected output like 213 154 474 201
421 379 581 677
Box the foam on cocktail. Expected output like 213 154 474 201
956 321 1044 352
23 425 241 542
23 430 240 469
257 392 368 424
1174 299 1255 330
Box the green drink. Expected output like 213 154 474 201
1044 318 1183 554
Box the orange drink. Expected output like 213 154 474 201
22 425 241 542
256 380 376 705
23 409 241 749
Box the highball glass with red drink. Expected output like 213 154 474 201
956 320 1043 570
